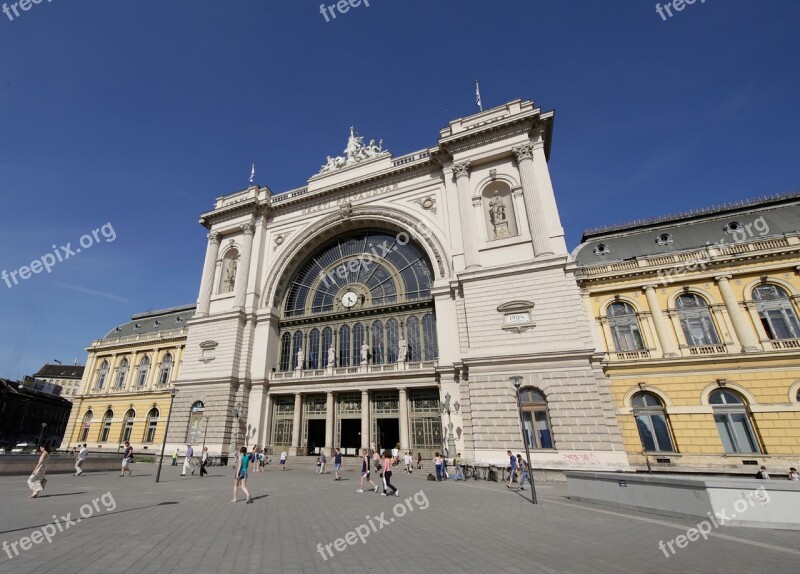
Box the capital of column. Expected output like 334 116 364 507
452 160 471 180
208 231 221 244
642 284 659 292
512 143 535 163
714 274 733 283
241 222 255 236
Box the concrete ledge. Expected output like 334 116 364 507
0 454 124 476
566 471 800 530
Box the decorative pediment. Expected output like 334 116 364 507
317 127 388 175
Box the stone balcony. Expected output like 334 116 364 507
270 360 438 382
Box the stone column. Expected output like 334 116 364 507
291 393 303 454
196 232 221 317
360 390 370 450
512 144 553 257
325 391 335 450
715 275 760 352
233 222 256 310
398 388 410 451
452 161 481 269
643 284 678 357
262 394 274 449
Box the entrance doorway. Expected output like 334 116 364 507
340 419 361 456
307 419 326 455
375 418 399 455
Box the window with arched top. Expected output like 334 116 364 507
676 294 720 346
279 332 291 371
121 409 135 442
753 284 800 340
99 409 113 442
386 319 400 364
631 392 674 452
187 401 205 443
308 328 320 369
406 316 421 362
338 324 350 367
95 360 109 390
145 408 159 443
79 410 93 442
291 330 303 369
371 320 385 365
321 327 333 366
220 248 240 294
136 356 150 388
518 388 553 449
158 353 173 386
709 389 760 454
607 302 645 352
115 358 129 389
352 323 365 366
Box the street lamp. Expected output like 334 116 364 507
155 388 178 484
510 376 537 505
38 423 47 448
201 416 210 452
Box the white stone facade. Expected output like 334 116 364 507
167 99 627 469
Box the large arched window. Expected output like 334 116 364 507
145 408 159 443
338 325 350 367
121 409 135 442
753 284 800 340
676 294 720 346
406 316 421 362
79 410 93 442
353 323 365 366
99 409 113 442
321 327 333 365
279 333 291 371
95 360 109 390
632 392 674 452
386 319 400 364
709 389 760 454
519 388 553 449
187 401 205 444
422 313 438 360
607 302 645 352
158 353 173 386
371 320 385 365
135 356 150 388
308 328 320 369
292 330 303 369
115 358 129 389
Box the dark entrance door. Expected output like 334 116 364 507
340 419 361 456
376 418 399 455
307 419 326 455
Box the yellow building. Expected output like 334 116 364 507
62 305 193 455
573 193 800 473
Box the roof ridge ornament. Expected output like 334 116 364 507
318 127 387 175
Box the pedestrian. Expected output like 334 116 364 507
506 450 517 488
788 467 800 481
392 443 400 466
232 446 253 504
27 445 50 499
755 465 770 479
333 448 343 480
404 451 413 474
357 448 380 493
453 453 465 480
120 441 134 477
200 447 209 477
372 449 382 477
442 452 449 480
280 449 287 470
182 444 195 476
74 443 88 476
318 451 327 474
417 452 423 470
517 454 530 490
434 452 443 481
172 448 179 466
381 451 399 496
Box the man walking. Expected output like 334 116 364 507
357 448 379 493
120 442 134 477
318 450 327 475
517 454 530 490
74 443 88 476
200 447 209 477
182 444 195 476
506 450 518 489
280 449 287 470
403 451 413 474
333 448 343 480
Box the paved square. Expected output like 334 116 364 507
1 462 798 573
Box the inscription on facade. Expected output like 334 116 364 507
301 183 399 215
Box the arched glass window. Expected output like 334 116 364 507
292 330 303 369
187 401 204 443
406 316 421 362
709 389 760 454
99 409 113 442
145 408 159 443
136 356 150 388
607 302 645 352
115 358 129 389
321 327 333 366
158 353 173 386
386 319 400 364
122 409 135 442
95 360 109 390
753 284 800 340
353 323 364 366
632 392 674 452
676 294 720 346
371 321 385 365
79 410 93 442
338 325 350 367
422 314 438 360
279 332 291 372
519 388 553 449
308 328 320 369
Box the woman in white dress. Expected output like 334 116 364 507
27 445 50 498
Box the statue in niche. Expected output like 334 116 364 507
488 190 510 239
398 339 408 363
295 347 304 369
360 343 370 365
327 345 335 368
225 258 238 292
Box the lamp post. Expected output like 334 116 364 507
155 388 178 483
510 376 537 505
201 416 210 452
439 397 457 460
38 423 47 448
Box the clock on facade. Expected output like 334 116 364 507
341 291 358 308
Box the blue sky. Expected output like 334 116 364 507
0 0 798 378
